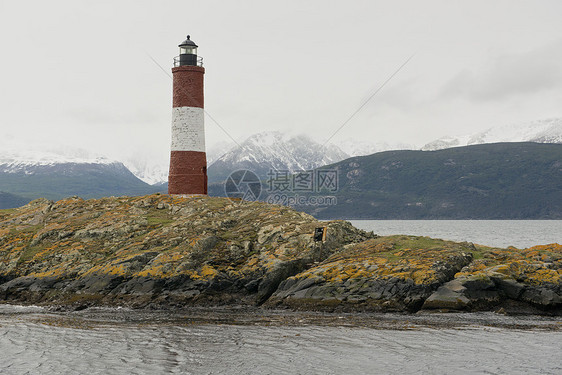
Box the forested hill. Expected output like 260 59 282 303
298 142 562 219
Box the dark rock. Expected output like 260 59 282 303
422 279 470 310
521 286 562 308
244 279 260 293
110 276 162 296
257 259 308 304
463 277 495 291
490 277 525 299
208 274 234 292
0 276 67 302
431 253 474 283
68 274 126 295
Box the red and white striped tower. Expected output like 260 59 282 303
168 35 207 195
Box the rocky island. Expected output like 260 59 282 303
0 194 560 315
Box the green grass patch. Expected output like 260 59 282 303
147 216 174 226
146 209 174 227
8 224 45 237
0 208 17 215
470 249 486 260
201 197 229 210
377 250 401 262
19 224 45 234
0 208 17 222
391 235 449 251
18 245 44 263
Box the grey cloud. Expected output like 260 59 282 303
442 40 562 102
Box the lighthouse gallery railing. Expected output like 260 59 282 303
173 56 204 67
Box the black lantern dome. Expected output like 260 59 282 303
179 35 198 49
176 35 201 67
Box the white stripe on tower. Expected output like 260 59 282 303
170 107 205 152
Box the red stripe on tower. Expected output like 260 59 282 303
168 35 207 195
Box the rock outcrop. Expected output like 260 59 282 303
422 246 562 313
0 195 373 308
268 237 474 312
0 195 560 314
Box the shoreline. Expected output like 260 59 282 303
2 303 562 331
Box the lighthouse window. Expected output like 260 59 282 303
180 47 197 55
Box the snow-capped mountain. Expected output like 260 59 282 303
422 118 562 151
208 131 350 182
0 139 161 204
0 135 170 186
0 140 118 173
207 140 237 165
121 151 169 186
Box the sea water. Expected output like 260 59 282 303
1 305 562 374
350 220 562 248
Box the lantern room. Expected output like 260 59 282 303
174 35 203 67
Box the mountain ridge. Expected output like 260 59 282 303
293 142 562 219
0 161 163 204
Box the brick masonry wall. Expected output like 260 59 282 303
168 151 207 195
172 66 205 108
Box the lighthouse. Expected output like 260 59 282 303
168 35 207 195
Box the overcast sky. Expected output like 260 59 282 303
1 0 561 162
